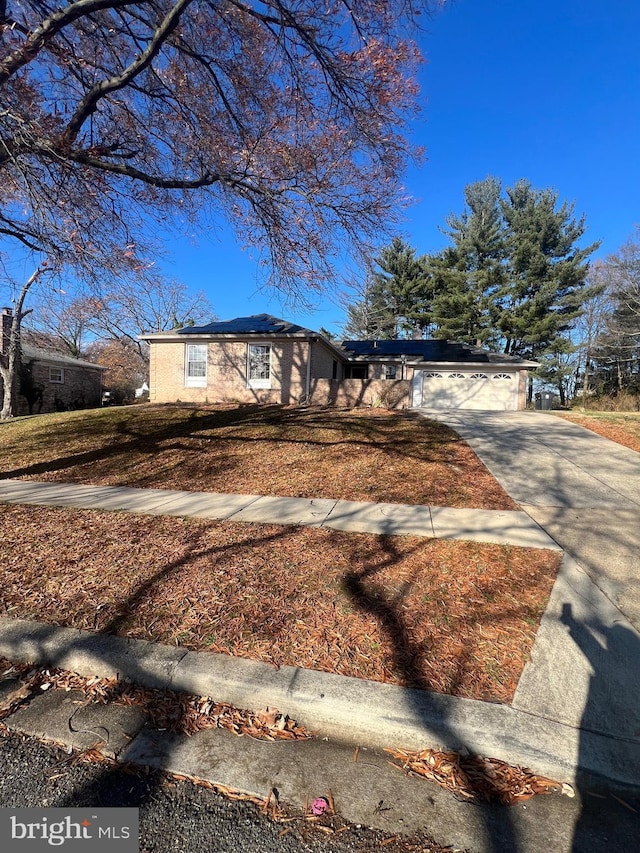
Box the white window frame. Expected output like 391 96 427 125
247 343 272 389
384 364 397 380
184 344 207 388
49 367 64 384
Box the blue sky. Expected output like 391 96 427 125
160 0 640 335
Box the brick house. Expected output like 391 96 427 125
141 314 538 411
1 307 106 416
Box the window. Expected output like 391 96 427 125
49 367 64 384
493 373 513 381
344 364 368 379
448 372 466 380
185 344 207 387
332 360 338 380
247 343 271 388
424 372 443 378
384 364 397 380
469 373 489 380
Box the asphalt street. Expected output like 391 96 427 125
2 728 640 853
0 730 452 853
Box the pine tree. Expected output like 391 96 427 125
342 238 429 339
534 338 578 406
428 177 506 347
498 180 599 358
496 180 599 402
371 238 431 337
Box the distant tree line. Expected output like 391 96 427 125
21 277 214 405
570 229 640 404
343 177 640 405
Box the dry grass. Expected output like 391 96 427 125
0 404 516 509
0 404 553 703
556 411 640 453
0 505 560 703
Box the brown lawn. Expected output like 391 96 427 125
0 404 516 509
556 411 640 453
0 505 560 703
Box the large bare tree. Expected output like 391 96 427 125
0 0 431 416
30 275 214 358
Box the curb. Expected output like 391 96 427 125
1 616 639 790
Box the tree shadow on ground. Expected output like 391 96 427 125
0 495 550 849
340 534 520 851
0 404 462 481
0 522 307 844
560 604 640 852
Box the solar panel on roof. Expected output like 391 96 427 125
178 314 308 335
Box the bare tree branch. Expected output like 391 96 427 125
63 0 195 145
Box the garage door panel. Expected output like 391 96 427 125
415 371 516 411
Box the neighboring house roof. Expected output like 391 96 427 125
178 314 316 337
21 344 107 371
340 339 538 367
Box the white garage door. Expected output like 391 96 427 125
412 370 518 411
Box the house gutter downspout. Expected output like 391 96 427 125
305 337 313 402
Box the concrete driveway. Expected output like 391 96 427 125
420 409 640 510
420 409 640 628
419 408 640 769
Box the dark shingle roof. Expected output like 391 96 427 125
340 339 533 365
170 314 535 366
178 314 314 336
21 344 106 370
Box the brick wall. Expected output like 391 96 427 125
518 371 528 409
16 359 103 415
310 340 339 379
308 378 410 408
0 308 103 416
148 337 417 408
149 339 312 404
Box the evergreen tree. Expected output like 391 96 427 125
498 180 599 359
342 238 430 339
534 338 578 406
371 237 431 337
427 177 506 346
496 179 599 401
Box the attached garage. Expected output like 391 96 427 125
340 339 537 412
411 369 519 411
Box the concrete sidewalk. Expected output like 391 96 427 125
0 477 558 549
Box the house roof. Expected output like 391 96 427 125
340 339 538 367
21 344 107 371
142 314 537 368
177 314 316 337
